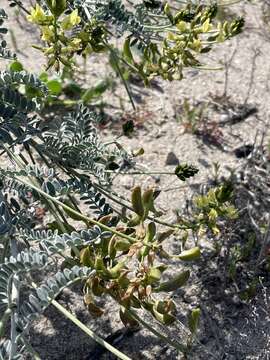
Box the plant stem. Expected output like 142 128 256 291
93 182 191 230
126 308 187 354
0 308 12 337
82 5 136 110
66 167 193 231
20 337 41 360
13 175 136 243
108 45 136 110
0 235 10 263
51 300 131 360
105 170 176 175
10 236 19 359
12 0 30 15
2 144 68 233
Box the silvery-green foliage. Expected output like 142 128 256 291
0 8 131 358
0 9 16 60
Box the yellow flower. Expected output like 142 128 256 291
208 208 218 222
176 21 187 32
69 38 81 50
61 9 81 31
27 4 47 24
41 26 55 42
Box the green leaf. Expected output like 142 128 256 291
9 61 24 72
47 79 62 95
39 72 49 82
82 80 110 103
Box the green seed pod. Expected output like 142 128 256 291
142 189 154 219
108 261 126 279
147 267 162 284
188 308 201 334
123 38 134 63
46 0 66 17
138 245 149 261
131 186 144 217
178 247 201 261
127 214 141 227
118 272 130 288
152 304 175 325
94 257 109 277
108 235 117 259
114 238 132 252
155 299 176 314
156 229 174 243
144 222 156 243
155 270 190 292
80 247 94 268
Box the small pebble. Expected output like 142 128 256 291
234 144 254 158
165 151 179 166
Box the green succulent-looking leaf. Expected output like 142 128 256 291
154 270 190 292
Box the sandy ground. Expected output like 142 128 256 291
1 1 270 359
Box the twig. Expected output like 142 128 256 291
244 48 260 105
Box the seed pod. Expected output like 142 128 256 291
120 307 139 328
80 247 94 268
46 0 66 17
108 235 117 259
118 272 130 288
84 294 104 317
94 257 109 277
123 38 134 63
138 245 149 261
46 56 56 69
156 229 174 243
108 261 126 279
131 186 144 217
178 247 201 261
164 3 174 23
144 222 156 243
155 299 176 314
114 238 132 252
176 21 187 32
142 189 154 219
188 308 201 334
91 277 104 297
147 267 162 284
127 214 141 227
152 304 175 325
99 215 112 225
155 270 190 292
145 285 152 297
